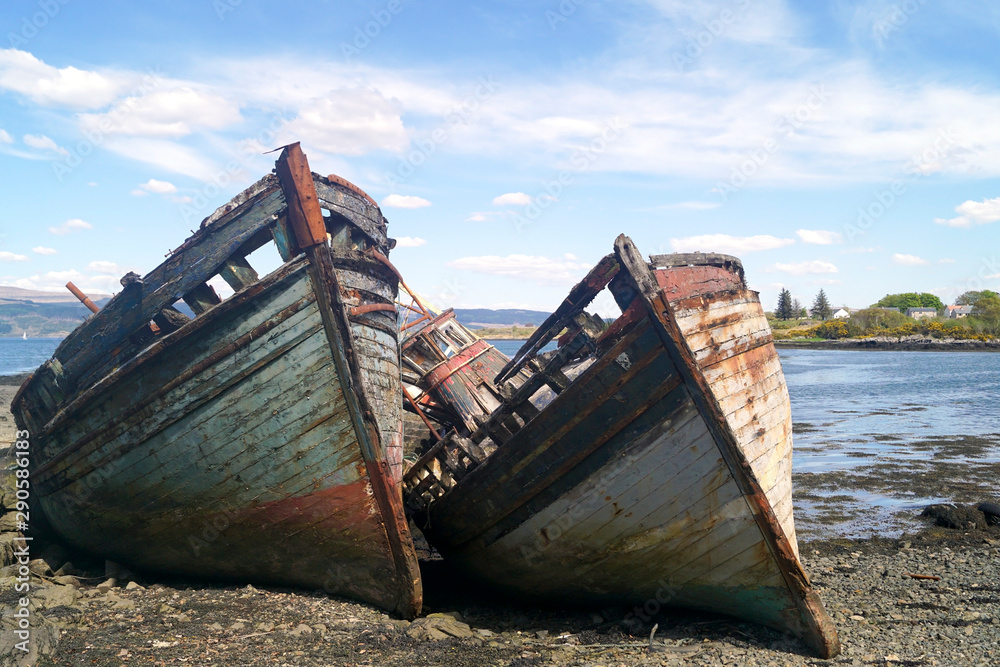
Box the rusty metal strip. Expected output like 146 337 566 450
613 234 840 659
275 142 327 249
349 303 397 317
326 173 378 208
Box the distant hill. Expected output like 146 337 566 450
0 285 112 303
0 285 112 337
452 308 551 329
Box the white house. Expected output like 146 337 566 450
833 308 851 319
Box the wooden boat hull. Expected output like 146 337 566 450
13 145 421 617
407 238 838 656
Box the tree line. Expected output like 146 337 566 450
773 289 1000 328
775 288 832 320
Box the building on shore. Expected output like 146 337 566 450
906 307 938 319
945 305 973 319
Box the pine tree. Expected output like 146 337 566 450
811 289 832 320
791 298 803 319
776 288 794 320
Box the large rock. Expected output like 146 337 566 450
33 584 80 610
406 613 476 641
921 504 988 530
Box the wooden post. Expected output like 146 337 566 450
275 143 327 249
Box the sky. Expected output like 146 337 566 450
1 0 999 317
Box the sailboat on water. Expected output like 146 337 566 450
22 332 27 340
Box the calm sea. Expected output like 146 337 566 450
0 337 63 376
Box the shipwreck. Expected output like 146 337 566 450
11 144 421 618
401 235 840 658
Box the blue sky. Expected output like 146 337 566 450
1 0 999 317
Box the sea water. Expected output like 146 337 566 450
0 337 63 376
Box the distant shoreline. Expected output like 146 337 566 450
479 334 532 340
775 337 1000 352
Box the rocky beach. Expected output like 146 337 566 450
3 370 999 666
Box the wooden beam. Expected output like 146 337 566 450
274 143 327 249
220 255 259 292
182 283 222 316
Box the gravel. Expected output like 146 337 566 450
0 523 994 666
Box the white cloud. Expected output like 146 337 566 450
0 129 11 143
447 254 591 285
381 194 431 209
278 88 408 156
7 270 114 294
466 211 502 222
100 137 222 181
892 253 928 266
32 246 57 255
493 192 533 206
796 229 843 245
131 178 178 196
79 87 242 138
23 134 68 155
0 251 29 262
934 197 1000 228
773 260 839 275
0 49 126 108
88 261 123 274
394 236 427 248
49 218 92 236
670 234 795 254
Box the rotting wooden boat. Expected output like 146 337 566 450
402 235 840 657
11 143 421 618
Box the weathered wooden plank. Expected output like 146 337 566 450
46 319 335 504
220 255 260 292
429 327 675 545
182 282 222 315
35 267 320 487
271 215 298 262
315 179 388 247
683 314 773 359
717 370 788 418
504 408 714 552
